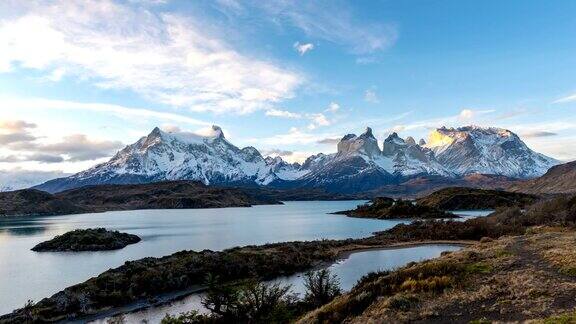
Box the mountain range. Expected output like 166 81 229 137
35 125 559 194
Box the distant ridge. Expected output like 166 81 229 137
34 125 559 194
509 160 576 194
1 181 280 217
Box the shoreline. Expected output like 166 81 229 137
81 240 475 323
1 202 492 323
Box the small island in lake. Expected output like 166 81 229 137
335 197 457 219
416 187 538 210
31 228 141 252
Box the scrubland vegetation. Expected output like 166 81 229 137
4 194 576 323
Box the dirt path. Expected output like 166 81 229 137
340 232 576 324
509 236 576 282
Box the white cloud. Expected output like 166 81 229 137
325 102 340 113
0 1 303 114
364 89 380 103
260 148 293 157
281 151 315 164
0 97 210 126
265 105 337 129
552 93 576 104
265 108 302 119
307 113 331 130
458 109 475 120
457 108 495 121
252 127 326 146
293 41 314 55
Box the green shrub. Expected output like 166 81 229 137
303 269 342 308
465 262 493 274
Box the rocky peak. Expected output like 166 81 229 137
337 127 380 157
358 127 375 139
301 153 328 171
210 125 225 139
419 138 426 146
141 127 167 149
240 146 263 162
382 132 407 157
149 126 162 137
405 136 416 146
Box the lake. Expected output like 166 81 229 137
102 244 462 324
0 201 490 315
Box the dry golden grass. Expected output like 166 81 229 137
298 229 576 324
532 231 576 277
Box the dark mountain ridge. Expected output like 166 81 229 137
509 160 576 194
0 181 281 217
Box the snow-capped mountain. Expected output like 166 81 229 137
0 170 69 192
281 127 451 193
36 126 303 193
290 127 397 192
425 126 559 178
381 132 450 177
34 125 559 194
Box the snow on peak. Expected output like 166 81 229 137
427 125 559 177
359 127 375 139
37 124 560 193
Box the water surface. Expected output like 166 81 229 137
0 201 376 314
101 244 462 323
0 201 490 315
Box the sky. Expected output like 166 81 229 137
1 0 576 183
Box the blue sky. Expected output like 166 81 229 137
1 0 576 179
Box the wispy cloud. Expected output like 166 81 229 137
220 0 397 55
552 93 576 104
265 108 302 119
293 42 314 55
364 89 380 103
325 102 340 113
0 153 64 164
0 97 210 126
265 103 340 130
261 148 294 157
249 127 331 146
521 131 558 138
0 1 303 114
458 108 495 121
317 137 340 145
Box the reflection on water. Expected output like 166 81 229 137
452 210 494 220
0 217 51 236
0 225 49 236
0 202 491 315
0 201 377 314
100 244 462 324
